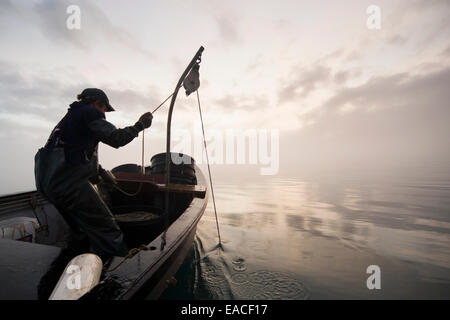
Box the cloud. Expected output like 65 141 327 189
0 60 162 127
214 93 269 111
0 0 14 11
280 65 450 173
442 46 450 57
0 61 73 120
322 66 450 113
278 64 332 103
106 87 163 113
387 34 408 45
215 94 236 109
4 0 154 59
333 71 351 84
381 0 450 53
416 0 450 10
215 13 240 44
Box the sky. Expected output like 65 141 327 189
0 0 449 194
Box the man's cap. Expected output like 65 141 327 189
78 88 115 112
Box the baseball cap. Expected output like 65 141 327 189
78 88 115 112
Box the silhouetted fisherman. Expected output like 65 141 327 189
34 88 153 262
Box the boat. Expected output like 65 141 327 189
0 46 210 300
0 153 208 300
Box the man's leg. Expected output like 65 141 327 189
53 204 90 252
58 181 129 260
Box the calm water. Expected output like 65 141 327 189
161 170 450 299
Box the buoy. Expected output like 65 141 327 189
49 253 103 300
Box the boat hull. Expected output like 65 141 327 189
0 164 208 300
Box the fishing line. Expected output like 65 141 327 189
141 84 184 173
116 86 224 247
114 88 181 197
196 89 222 246
108 48 221 272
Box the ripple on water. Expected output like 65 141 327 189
231 272 249 285
232 257 247 272
229 270 309 300
201 261 228 286
206 284 230 299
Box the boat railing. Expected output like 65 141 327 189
0 191 47 215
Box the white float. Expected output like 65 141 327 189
49 253 103 300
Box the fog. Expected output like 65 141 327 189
1 0 449 194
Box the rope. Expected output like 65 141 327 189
196 90 222 245
112 183 143 197
104 244 150 273
142 128 145 174
151 86 180 114
111 87 183 197
105 84 223 273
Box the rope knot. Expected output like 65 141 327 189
126 245 149 259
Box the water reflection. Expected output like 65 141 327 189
162 174 450 299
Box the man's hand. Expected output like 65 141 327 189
137 112 153 129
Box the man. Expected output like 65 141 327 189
34 88 153 261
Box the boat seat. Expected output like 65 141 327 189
113 172 207 199
157 183 206 198
114 211 161 223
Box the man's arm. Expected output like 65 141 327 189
87 118 144 148
87 112 152 148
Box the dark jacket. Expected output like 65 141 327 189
35 101 143 200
